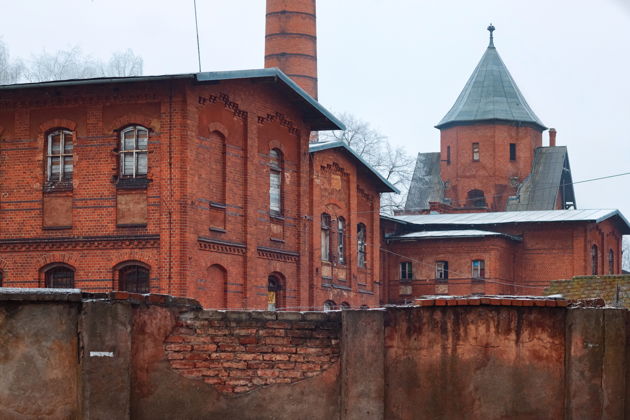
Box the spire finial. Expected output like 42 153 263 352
487 23 495 47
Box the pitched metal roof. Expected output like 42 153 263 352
436 43 546 131
404 152 445 211
507 146 576 211
0 68 344 131
309 140 399 193
391 209 630 233
388 229 522 242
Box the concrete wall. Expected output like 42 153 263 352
1 289 629 419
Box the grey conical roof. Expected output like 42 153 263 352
436 42 546 130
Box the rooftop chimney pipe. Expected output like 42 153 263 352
549 128 557 147
265 0 318 99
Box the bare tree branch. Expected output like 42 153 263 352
320 113 414 215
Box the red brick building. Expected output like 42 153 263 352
0 68 395 310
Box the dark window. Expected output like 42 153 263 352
337 217 346 264
321 213 331 261
591 245 598 275
267 275 283 311
269 149 283 214
120 265 150 293
340 302 351 310
0 271 4 287
323 300 337 311
446 146 451 165
608 249 615 274
436 261 449 280
120 126 148 178
467 189 487 208
357 223 367 268
472 142 480 161
400 262 413 281
509 143 517 161
45 266 75 288
472 260 485 279
47 129 74 181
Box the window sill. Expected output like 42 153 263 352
42 225 72 230
43 181 73 193
117 223 147 229
270 237 284 243
116 177 150 190
269 213 284 221
209 227 226 233
210 202 227 209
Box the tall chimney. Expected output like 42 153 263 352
549 128 557 147
265 0 318 99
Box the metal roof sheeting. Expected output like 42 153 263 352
391 209 630 233
436 45 546 130
388 229 522 242
404 152 445 211
309 140 399 193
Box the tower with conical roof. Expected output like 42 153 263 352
404 25 575 213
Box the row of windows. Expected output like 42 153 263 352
444 143 518 164
0 263 150 293
320 213 367 268
400 260 485 281
592 245 616 275
45 126 149 183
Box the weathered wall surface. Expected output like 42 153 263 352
0 291 80 419
0 290 629 419
545 274 630 309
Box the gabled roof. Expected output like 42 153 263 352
436 38 546 131
388 229 522 242
507 146 576 211
0 68 344 131
390 209 630 234
404 152 445 211
309 140 399 193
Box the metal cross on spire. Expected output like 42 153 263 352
487 23 496 47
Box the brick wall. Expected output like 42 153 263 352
544 274 630 309
164 310 340 393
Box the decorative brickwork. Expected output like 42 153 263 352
164 310 340 393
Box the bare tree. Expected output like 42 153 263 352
320 113 415 214
0 39 143 84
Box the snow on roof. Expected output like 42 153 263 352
388 229 522 241
390 209 630 233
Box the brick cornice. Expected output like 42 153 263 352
198 237 246 255
0 234 159 252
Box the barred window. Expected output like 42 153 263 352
321 213 331 262
120 126 149 177
357 223 367 268
337 217 346 264
471 260 485 279
269 149 282 214
45 266 75 288
400 261 413 281
120 265 150 293
47 129 74 181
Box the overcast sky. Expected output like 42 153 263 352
2 0 630 220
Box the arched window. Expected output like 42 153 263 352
591 245 598 275
467 189 486 208
357 223 367 268
119 264 150 293
0 270 4 287
120 125 149 178
44 265 75 288
269 149 283 215
340 302 350 310
46 129 74 182
267 274 283 311
608 249 614 274
321 213 331 262
337 217 346 264
323 300 337 311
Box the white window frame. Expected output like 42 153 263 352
269 149 282 214
321 214 331 262
357 223 367 268
436 261 449 280
47 129 74 181
400 261 412 281
337 217 346 264
119 125 149 178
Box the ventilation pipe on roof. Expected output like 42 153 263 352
549 128 557 147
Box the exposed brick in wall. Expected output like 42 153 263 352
544 274 630 309
164 309 340 393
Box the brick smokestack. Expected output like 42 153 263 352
265 0 318 99
549 128 557 147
